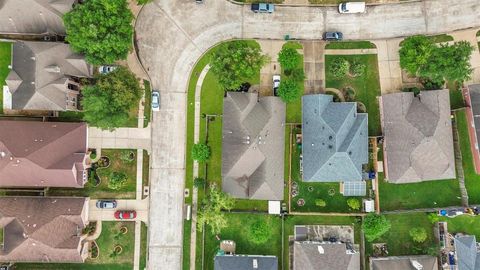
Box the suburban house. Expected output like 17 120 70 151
0 0 74 35
454 235 480 269
0 196 90 263
0 120 89 188
4 41 92 111
292 225 360 270
214 255 278 270
370 255 439 270
463 84 480 174
302 94 368 196
381 90 455 183
221 92 285 200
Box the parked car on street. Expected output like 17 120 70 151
96 200 117 209
98 65 117 74
114 210 137 220
338 2 366 14
273 75 281 96
323 32 343 41
251 3 274 13
152 91 160 111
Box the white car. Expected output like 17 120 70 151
98 65 117 74
338 2 366 14
273 75 281 96
152 91 160 111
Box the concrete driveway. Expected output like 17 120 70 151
136 0 480 269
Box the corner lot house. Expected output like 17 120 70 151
0 120 89 188
370 255 438 270
302 94 368 196
0 0 74 35
0 197 89 263
214 255 278 270
381 90 455 183
221 92 285 200
4 41 92 111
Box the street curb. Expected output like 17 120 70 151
225 0 422 8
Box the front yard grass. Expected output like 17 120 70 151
283 41 304 124
325 41 376 50
140 222 148 270
447 81 464 110
325 54 382 136
428 34 454 43
142 150 150 199
0 42 12 113
143 80 152 128
202 213 282 270
48 149 137 199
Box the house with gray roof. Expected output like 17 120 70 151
221 92 285 200
293 241 360 270
4 41 92 111
0 0 75 35
0 196 89 263
214 255 278 270
465 84 480 174
454 235 480 270
381 90 455 183
302 94 368 196
370 255 438 270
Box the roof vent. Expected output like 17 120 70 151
328 135 333 140
253 259 258 269
317 246 325 254
0 151 5 158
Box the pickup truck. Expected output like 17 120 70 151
251 3 274 13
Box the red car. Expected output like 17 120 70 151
114 210 137 220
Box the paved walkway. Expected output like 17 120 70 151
134 221 142 270
88 127 151 152
372 39 403 94
302 40 325 94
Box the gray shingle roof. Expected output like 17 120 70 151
221 92 285 200
381 90 455 183
0 0 74 35
370 256 438 270
7 41 92 111
454 235 480 270
293 241 360 270
214 255 278 270
302 94 368 182
468 84 480 153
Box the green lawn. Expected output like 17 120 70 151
283 41 304 124
140 222 148 270
428 34 454 43
142 150 150 199
456 110 480 204
202 213 282 270
0 42 11 114
183 220 192 270
325 41 376 50
447 81 464 110
439 215 480 238
48 149 137 199
57 111 85 122
325 54 382 136
143 80 152 128
365 213 436 260
378 172 461 211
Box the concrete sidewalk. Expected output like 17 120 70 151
372 39 403 94
88 127 152 152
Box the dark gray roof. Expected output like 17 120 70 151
293 241 360 270
214 255 278 270
370 256 438 270
7 41 92 111
454 235 480 270
0 0 74 35
468 84 480 155
381 90 455 183
302 94 368 182
221 92 285 200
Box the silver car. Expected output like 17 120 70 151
96 200 117 209
152 91 160 111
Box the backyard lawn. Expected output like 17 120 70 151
48 149 137 199
325 54 382 136
0 42 12 113
439 215 480 238
202 213 282 270
456 110 480 204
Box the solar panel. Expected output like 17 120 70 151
342 182 366 196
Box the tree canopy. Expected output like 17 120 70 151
191 143 211 162
278 47 301 71
197 184 234 234
210 41 268 90
347 198 360 210
399 35 434 75
81 66 142 130
277 78 301 103
362 214 391 242
64 0 133 64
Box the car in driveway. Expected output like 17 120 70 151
251 3 274 13
152 91 160 111
96 200 117 209
323 32 343 41
98 65 117 74
114 210 137 220
273 75 281 96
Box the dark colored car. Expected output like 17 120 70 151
114 210 137 220
96 200 117 209
323 32 343 41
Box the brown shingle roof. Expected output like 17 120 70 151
0 197 88 263
0 120 88 188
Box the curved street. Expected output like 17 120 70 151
136 0 480 269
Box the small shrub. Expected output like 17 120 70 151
193 177 206 188
82 222 97 235
120 150 135 163
350 61 366 77
409 227 428 243
427 213 440 224
278 47 301 71
402 87 421 96
315 199 326 207
363 214 391 242
108 172 127 190
192 143 211 162
277 79 301 103
248 220 272 244
347 198 360 210
330 58 349 78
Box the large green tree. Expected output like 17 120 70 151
64 0 133 64
278 47 301 71
197 184 234 234
362 214 391 242
399 35 434 75
210 41 268 90
82 67 142 130
191 143 211 162
277 78 301 103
